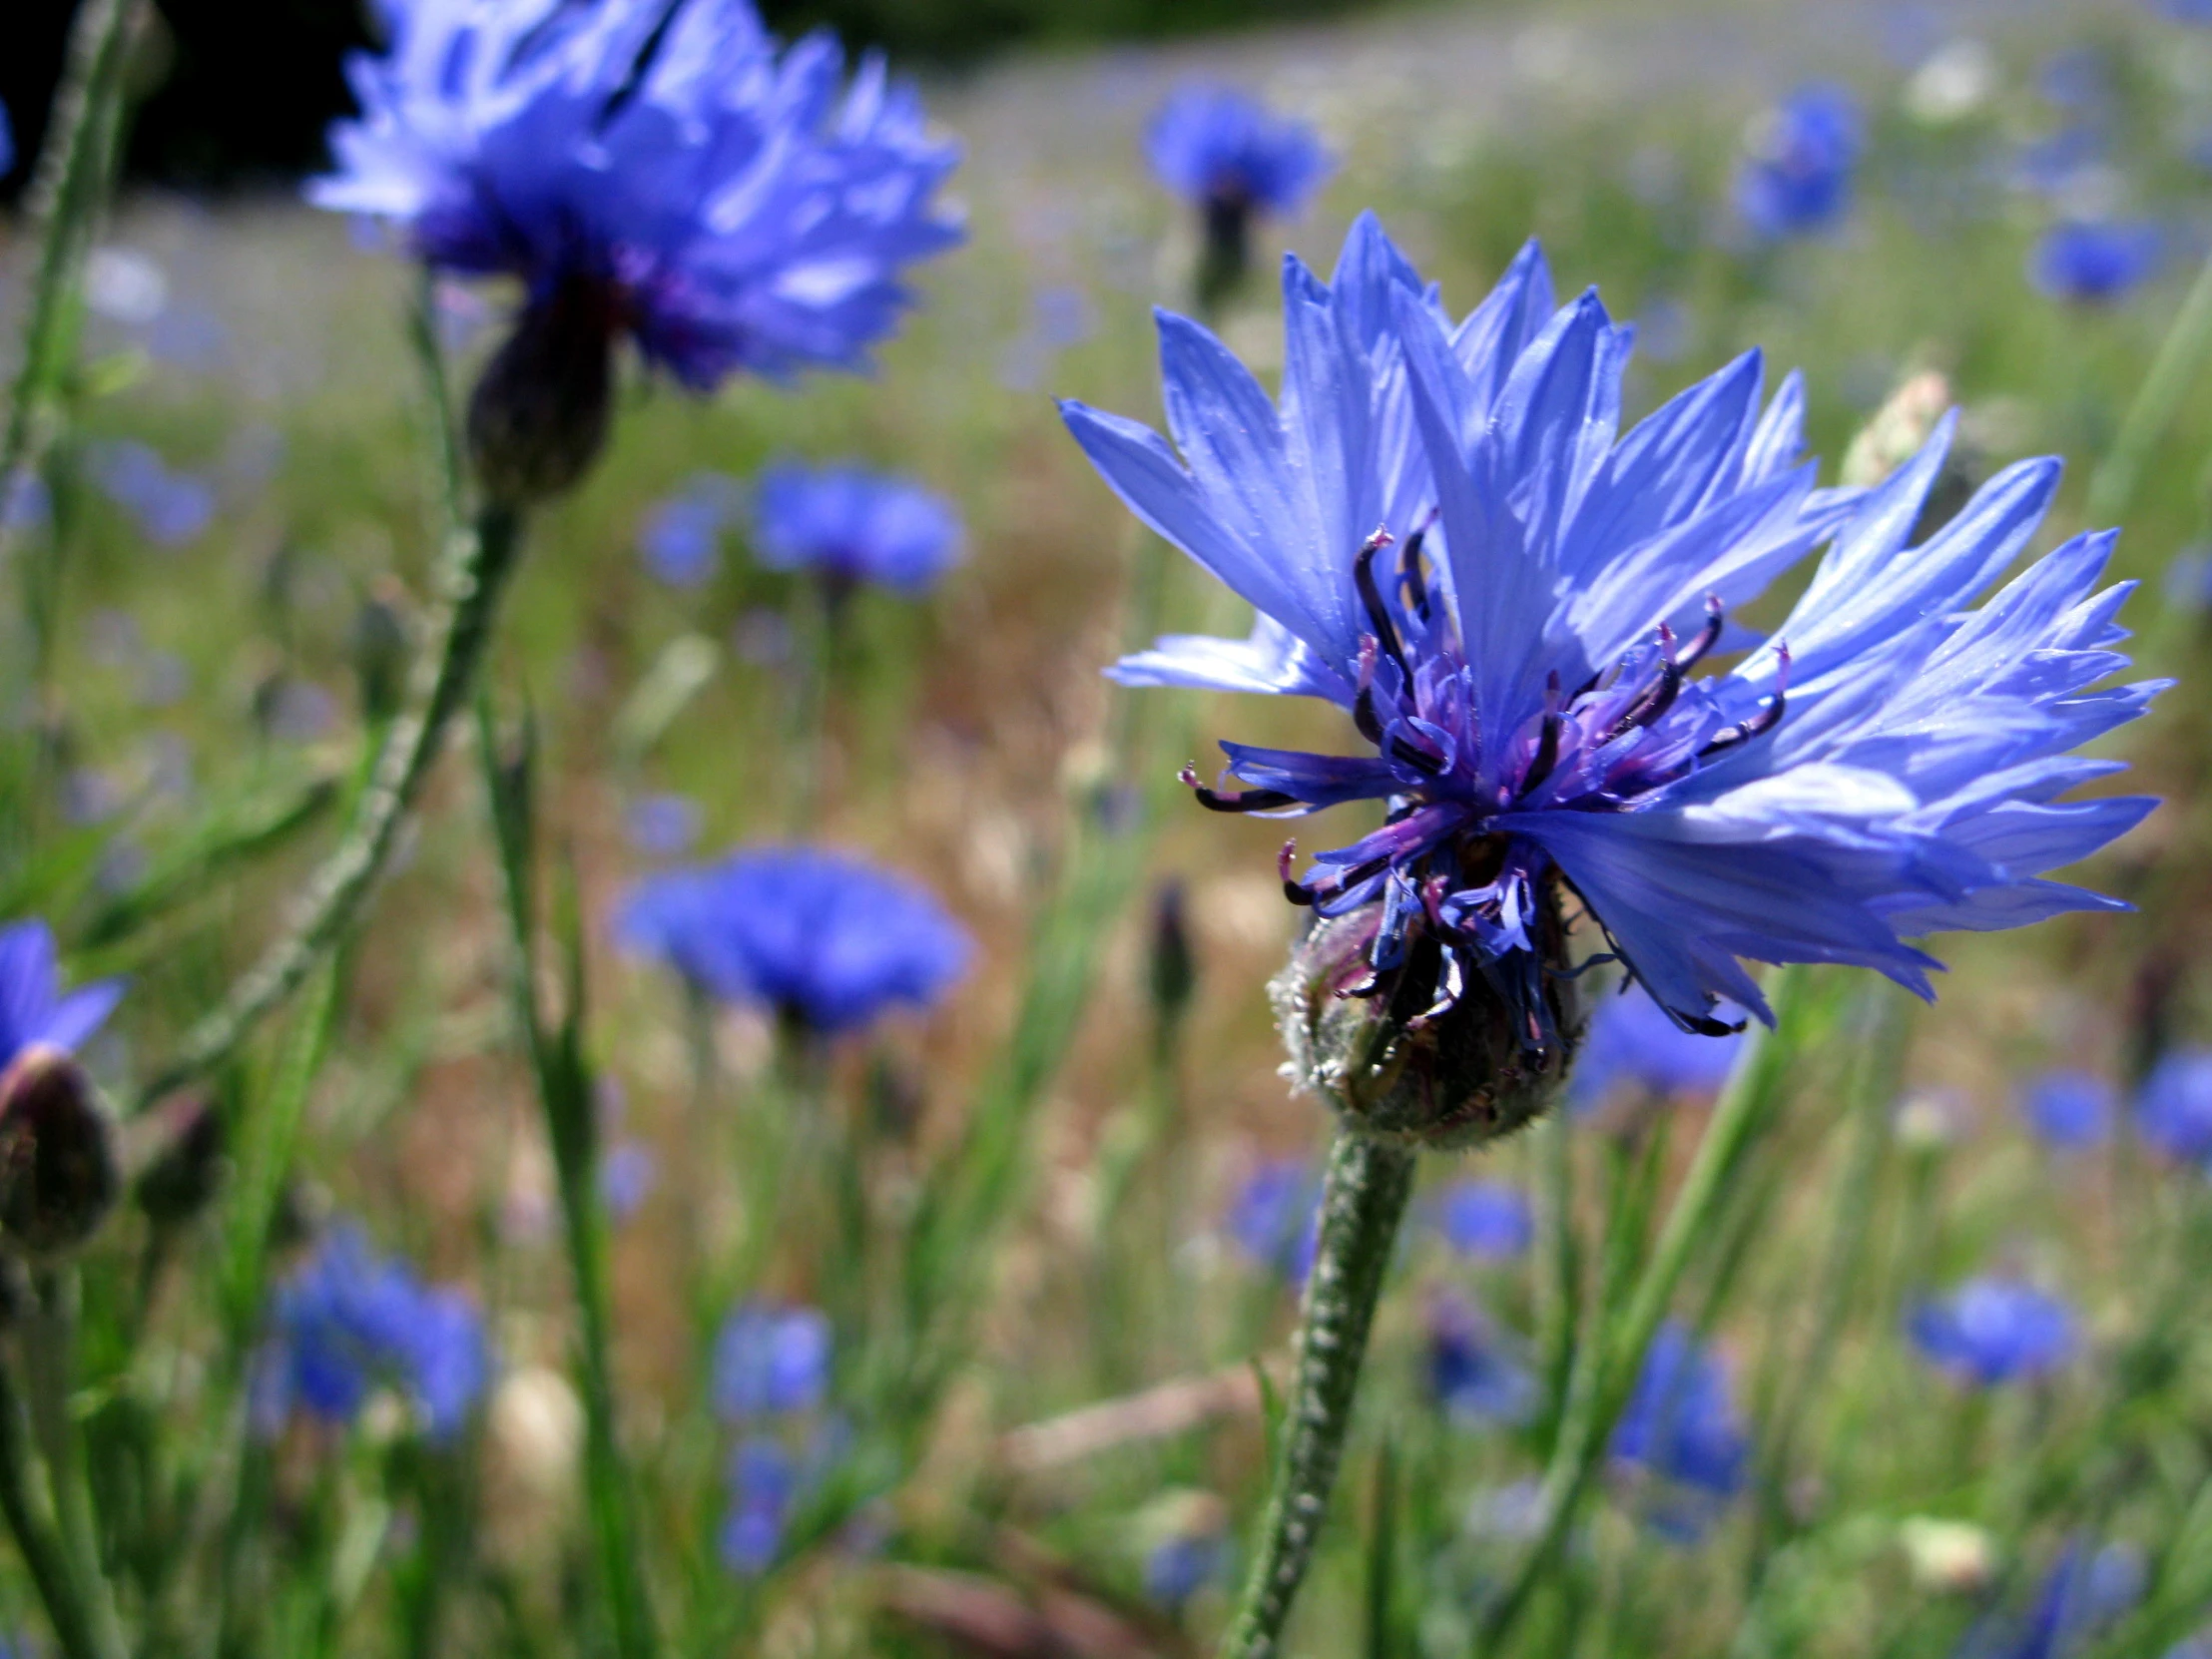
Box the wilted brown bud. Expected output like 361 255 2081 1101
1269 907 1580 1152
0 1045 122 1257
466 276 619 507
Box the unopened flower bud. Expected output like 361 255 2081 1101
466 277 618 507
0 1045 122 1257
1148 879 1198 1036
1270 906 1579 1152
349 582 412 727
134 1091 227 1230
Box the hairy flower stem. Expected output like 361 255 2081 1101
1219 1129 1416 1659
137 502 527 1109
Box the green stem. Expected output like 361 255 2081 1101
2085 245 2212 528
1476 967 1806 1651
0 1348 101 1659
21 1271 127 1659
1218 1130 1417 1659
137 501 527 1107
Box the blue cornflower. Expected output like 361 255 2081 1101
1910 1277 2074 1386
1226 1158 1321 1283
1063 213 2159 1054
1424 1293 1536 1425
638 474 743 588
1146 84 1331 221
2031 223 2163 304
1432 1179 1534 1259
618 847 971 1034
721 1436 797 1574
753 462 962 596
0 920 123 1072
599 1142 657 1219
1573 984 1744 1114
2020 1070 2113 1151
1957 1540 2144 1659
1610 1320 1749 1503
1145 1532 1224 1610
255 1225 489 1440
313 0 961 392
86 441 215 548
623 793 703 858
712 1303 832 1419
1735 84 1863 241
2136 1048 2212 1166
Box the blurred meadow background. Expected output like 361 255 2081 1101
12 0 2212 1656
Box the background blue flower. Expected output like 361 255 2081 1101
2136 1048 2212 1166
2021 1071 2114 1151
1573 985 1745 1114
712 1304 832 1420
721 1437 798 1575
1145 83 1332 218
618 847 971 1034
0 920 124 1073
1735 83 1863 241
638 474 743 588
1225 1158 1321 1284
1425 1293 1537 1426
1610 1321 1749 1501
1431 1179 1534 1259
753 462 963 596
86 440 216 549
313 0 964 388
2031 223 2163 304
1910 1277 2074 1386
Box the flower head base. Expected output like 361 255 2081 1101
316 0 963 496
753 461 962 598
618 846 970 1035
1735 83 1863 242
0 1047 121 1259
1065 215 2159 1105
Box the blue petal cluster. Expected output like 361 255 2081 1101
1957 1540 2145 1659
722 1437 799 1574
0 920 123 1072
1225 1158 1321 1284
1910 1277 2074 1386
1431 1179 1534 1259
1424 1293 1536 1425
313 0 963 388
1610 1320 1749 1504
1145 84 1332 219
2135 1048 2212 1166
638 473 744 588
1144 1531 1225 1610
619 846 971 1034
712 1303 832 1419
87 441 217 549
1735 84 1863 241
2031 222 2163 304
1064 215 2160 1046
2020 1070 2113 1151
255 1225 489 1440
754 461 963 595
1572 984 1744 1113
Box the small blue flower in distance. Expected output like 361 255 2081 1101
620 847 971 1033
721 1436 797 1574
1063 214 2160 1048
0 919 124 1072
1425 1293 1536 1425
1735 83 1863 241
2137 1048 2212 1166
599 1143 658 1220
638 474 743 588
86 441 216 548
1144 1532 1224 1610
2021 1070 2113 1151
1226 1158 1321 1283
1432 1179 1534 1259
1610 1321 1749 1500
712 1303 832 1419
624 793 703 858
1956 1539 2145 1659
256 1225 488 1439
313 0 961 390
1573 984 1744 1114
1146 83 1333 219
2031 223 2163 304
753 462 962 596
1910 1277 2074 1386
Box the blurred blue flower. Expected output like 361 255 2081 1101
1144 1531 1224 1610
2014 128 2109 201
0 919 124 1072
2020 1070 2113 1151
600 1143 657 1219
1145 84 1331 219
1910 1277 2074 1386
619 847 971 1034
1956 1540 2144 1659
2136 1048 2212 1165
1574 986 1744 1114
1610 1321 1749 1501
1226 1158 1321 1283
1 470 49 534
86 441 216 548
1432 1179 1534 1259
1063 213 2160 1044
2031 223 2163 304
638 474 743 588
1425 1293 1536 1426
0 102 12 178
2036 48 2111 113
712 1303 832 1419
721 1436 797 1574
313 0 962 389
753 462 962 596
1735 83 1863 241
255 1225 488 1439
2149 0 2212 21
624 793 703 858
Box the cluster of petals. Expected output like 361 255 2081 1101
1062 214 2160 1040
1144 83 1332 218
313 0 963 387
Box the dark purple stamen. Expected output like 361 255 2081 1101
1697 644 1790 760
1278 840 1314 905
1519 673 1564 798
1180 765 1299 814
1397 519 1433 624
1604 623 1682 741
1354 528 1411 684
1389 735 1447 778
1674 596 1725 673
1353 639 1385 744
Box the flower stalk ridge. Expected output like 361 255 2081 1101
1064 214 2161 1069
